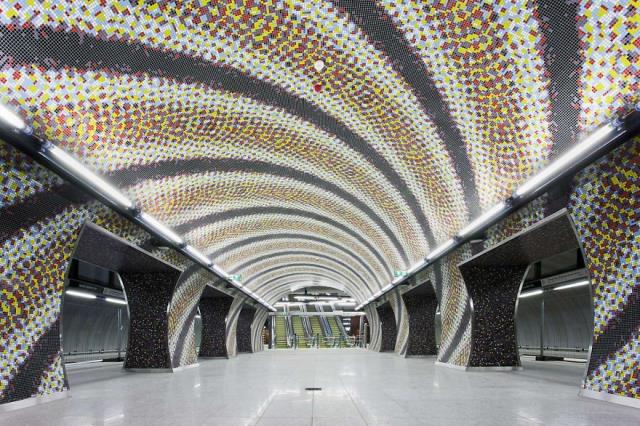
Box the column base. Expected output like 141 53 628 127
580 388 640 409
0 391 69 412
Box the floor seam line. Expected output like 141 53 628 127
339 374 369 425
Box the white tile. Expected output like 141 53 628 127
256 418 311 426
312 417 366 426
312 396 361 418
4 351 640 426
260 398 313 418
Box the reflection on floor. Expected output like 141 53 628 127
4 349 640 425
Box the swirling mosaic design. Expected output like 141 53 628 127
0 0 638 405
569 141 640 401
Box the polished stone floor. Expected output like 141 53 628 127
4 349 640 425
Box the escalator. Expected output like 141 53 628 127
291 315 310 348
307 305 328 348
274 315 289 349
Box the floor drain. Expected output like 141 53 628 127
305 387 322 391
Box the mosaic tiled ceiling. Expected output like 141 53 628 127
0 0 637 304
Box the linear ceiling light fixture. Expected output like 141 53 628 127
137 212 184 247
183 244 212 267
518 289 543 299
66 289 97 299
0 103 27 131
427 239 457 262
0 103 275 312
514 124 617 198
356 107 640 311
553 280 590 291
44 144 135 211
457 201 507 239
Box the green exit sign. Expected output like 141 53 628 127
230 274 242 281
394 271 407 277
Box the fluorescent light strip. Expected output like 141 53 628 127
66 289 97 299
518 289 543 298
553 280 590 291
0 103 27 130
406 259 427 275
210 265 226 276
427 239 456 261
457 202 507 238
359 118 628 311
0 107 278 313
183 245 212 267
515 123 615 198
137 212 184 246
105 297 127 305
47 145 134 210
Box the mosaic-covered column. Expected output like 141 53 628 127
120 271 181 370
251 307 270 352
376 302 398 352
199 297 233 358
569 141 640 407
460 265 529 368
236 305 256 353
168 267 211 369
402 283 439 357
364 305 382 351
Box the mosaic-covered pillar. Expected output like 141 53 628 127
376 303 398 352
168 267 211 369
199 297 233 358
224 296 246 358
364 305 382 351
388 291 409 356
236 305 256 353
569 141 640 407
121 271 181 370
460 265 529 368
432 253 473 368
402 284 439 357
251 307 270 352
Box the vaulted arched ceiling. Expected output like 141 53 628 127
0 0 635 304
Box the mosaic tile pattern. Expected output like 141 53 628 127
402 283 439 357
376 303 398 353
388 290 409 356
121 272 180 370
237 306 256 354
168 267 213 369
461 266 529 367
199 297 233 359
364 305 382 352
0 0 637 405
251 307 270 353
569 141 640 400
435 249 473 367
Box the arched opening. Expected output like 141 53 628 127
458 209 594 391
270 287 362 349
62 259 129 366
516 249 592 361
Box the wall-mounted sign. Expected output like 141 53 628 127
541 269 588 288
